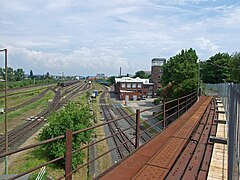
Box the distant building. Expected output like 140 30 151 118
87 76 96 81
150 58 166 96
96 73 106 79
114 77 154 101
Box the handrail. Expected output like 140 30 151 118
0 91 197 179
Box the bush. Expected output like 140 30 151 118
153 98 161 105
39 102 93 168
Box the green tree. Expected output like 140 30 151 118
1 67 15 81
30 70 34 80
161 48 198 99
201 53 230 83
0 67 3 80
14 68 25 81
45 72 50 79
134 70 150 79
39 102 93 168
107 76 116 85
229 52 240 83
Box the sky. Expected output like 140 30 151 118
0 0 240 76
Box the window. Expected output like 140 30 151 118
137 83 142 88
127 83 131 88
149 86 153 89
132 83 136 88
121 83 126 88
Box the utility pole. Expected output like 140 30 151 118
0 48 8 174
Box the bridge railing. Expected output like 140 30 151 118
205 83 240 180
0 91 197 179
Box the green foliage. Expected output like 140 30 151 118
107 76 116 85
39 102 93 168
161 48 198 99
14 68 25 81
201 52 230 83
30 70 34 79
134 71 150 79
0 67 17 81
153 98 161 105
229 52 240 83
0 78 60 90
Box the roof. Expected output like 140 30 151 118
115 77 153 85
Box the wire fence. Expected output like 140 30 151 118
205 83 240 180
0 91 197 179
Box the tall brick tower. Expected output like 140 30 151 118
151 58 166 96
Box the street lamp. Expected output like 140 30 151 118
0 48 8 174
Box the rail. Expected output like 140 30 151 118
205 83 240 180
0 91 197 179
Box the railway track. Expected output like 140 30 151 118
100 91 135 160
0 82 89 155
7 87 51 112
0 84 55 99
112 102 152 144
101 84 152 144
99 86 153 161
98 96 216 179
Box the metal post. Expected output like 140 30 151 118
163 101 166 129
4 49 8 175
197 59 200 101
135 109 140 149
228 85 238 180
186 96 188 111
1 49 8 174
191 93 193 106
65 129 72 180
178 98 180 118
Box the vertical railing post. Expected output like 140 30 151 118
178 98 180 118
65 129 72 180
163 101 166 129
135 109 140 149
185 95 188 111
190 93 193 106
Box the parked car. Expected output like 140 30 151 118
141 95 146 100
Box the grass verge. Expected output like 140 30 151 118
0 90 54 133
0 88 47 109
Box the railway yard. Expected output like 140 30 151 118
0 81 90 160
0 81 228 179
0 81 156 178
99 88 153 163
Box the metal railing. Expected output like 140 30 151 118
0 91 197 179
205 83 240 180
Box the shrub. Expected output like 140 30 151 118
39 102 93 168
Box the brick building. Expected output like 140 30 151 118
150 58 166 96
114 77 154 101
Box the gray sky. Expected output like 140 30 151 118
1 0 240 76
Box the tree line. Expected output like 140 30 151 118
200 52 240 83
0 67 53 82
0 67 60 89
158 49 240 100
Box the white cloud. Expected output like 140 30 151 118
195 37 220 52
175 0 216 4
0 0 240 75
5 46 130 76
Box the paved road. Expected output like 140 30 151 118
121 99 162 132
